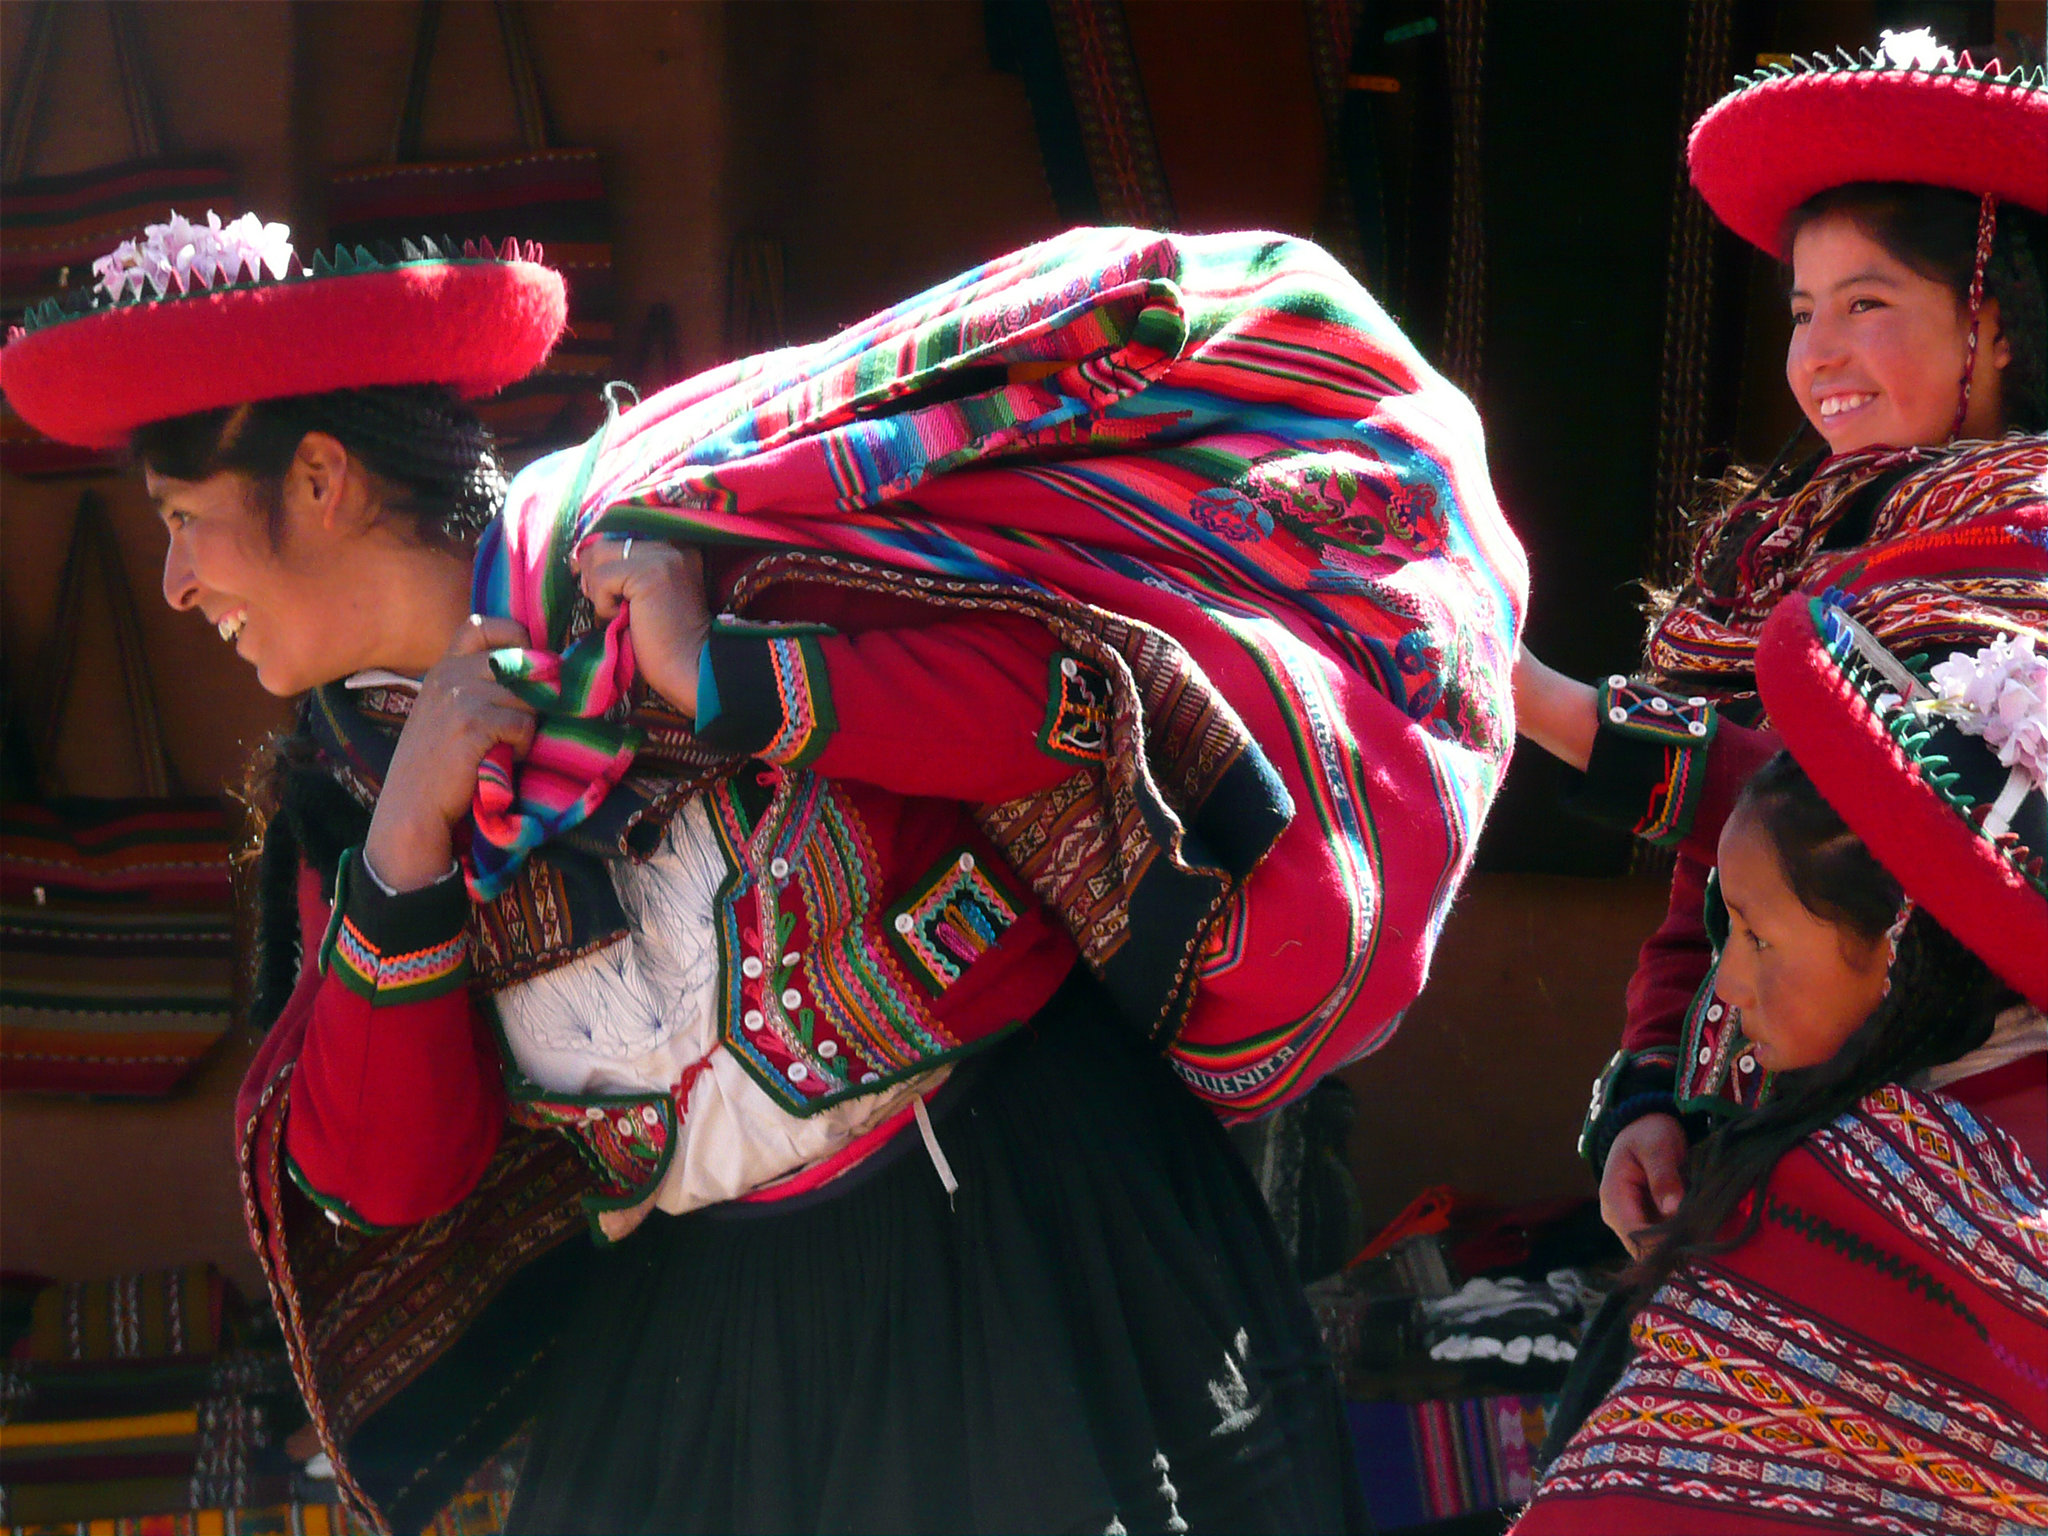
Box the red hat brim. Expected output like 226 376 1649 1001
0 260 566 450
1689 66 2048 255
1757 595 2048 1010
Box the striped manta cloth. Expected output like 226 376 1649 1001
470 228 1526 1113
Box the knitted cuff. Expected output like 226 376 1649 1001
317 846 473 1004
692 618 839 767
1578 1048 1680 1174
1563 677 1718 847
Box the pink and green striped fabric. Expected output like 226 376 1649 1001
472 227 1526 1111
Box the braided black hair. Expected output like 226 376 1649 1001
131 385 506 549
1786 183 2048 433
1625 751 2017 1298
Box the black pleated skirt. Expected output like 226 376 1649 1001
505 972 1370 1535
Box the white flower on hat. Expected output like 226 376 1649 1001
1929 632 2048 792
92 211 295 303
1879 28 1958 72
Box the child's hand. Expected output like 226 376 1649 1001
1600 1113 1688 1256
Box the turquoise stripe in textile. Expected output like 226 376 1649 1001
471 227 1527 1113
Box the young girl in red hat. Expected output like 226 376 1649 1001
0 218 1533 1530
1511 592 2047 1532
1511 31 2048 1252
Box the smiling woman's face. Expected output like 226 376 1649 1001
149 463 375 697
1786 210 2009 455
148 416 485 701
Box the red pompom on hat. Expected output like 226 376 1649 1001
0 214 566 449
1756 594 2048 1009
1688 31 2048 255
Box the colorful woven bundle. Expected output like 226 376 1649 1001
0 800 236 1096
326 153 608 452
1 1408 512 1535
18 1268 228 1366
0 2 238 475
472 226 1526 1114
325 0 612 452
3 1484 509 1536
0 493 240 1097
0 162 237 479
0 1263 517 1533
1346 1393 1558 1528
0 1330 297 1522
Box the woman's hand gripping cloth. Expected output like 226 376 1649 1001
472 228 1527 1117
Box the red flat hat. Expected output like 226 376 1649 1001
1757 594 2047 1009
0 217 566 449
1689 33 2048 255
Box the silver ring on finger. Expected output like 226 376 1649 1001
622 537 634 563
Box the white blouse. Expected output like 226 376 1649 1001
343 669 944 1228
493 797 941 1217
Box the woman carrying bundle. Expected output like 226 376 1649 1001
0 221 1527 1531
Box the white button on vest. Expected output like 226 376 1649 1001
741 956 764 979
894 913 915 933
957 853 976 872
782 988 803 1010
818 1040 838 1058
788 1062 809 1083
1608 707 1628 724
743 1009 764 1031
769 857 790 880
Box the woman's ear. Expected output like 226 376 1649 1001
1981 296 2012 371
286 431 361 531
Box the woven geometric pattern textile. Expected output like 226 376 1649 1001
1528 1085 2048 1534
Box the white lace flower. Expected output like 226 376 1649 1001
1880 28 1957 72
1929 633 2048 789
91 211 295 302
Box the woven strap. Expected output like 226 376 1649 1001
36 492 174 798
391 0 555 162
2 0 165 181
